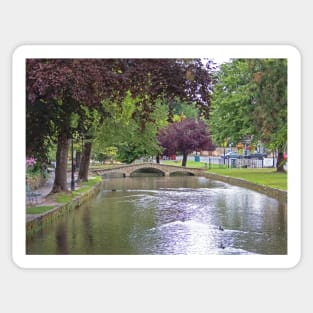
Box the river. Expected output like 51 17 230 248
26 176 287 255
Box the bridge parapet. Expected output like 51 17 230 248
90 162 206 177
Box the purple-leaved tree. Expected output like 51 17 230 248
158 118 215 166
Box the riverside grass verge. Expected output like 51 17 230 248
55 176 102 203
26 176 102 214
162 160 287 191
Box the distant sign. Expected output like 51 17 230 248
263 158 274 167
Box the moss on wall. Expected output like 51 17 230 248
26 181 103 238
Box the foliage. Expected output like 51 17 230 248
122 59 215 119
170 99 200 122
209 59 254 146
26 156 39 175
93 97 169 163
25 156 44 189
248 59 287 148
26 60 114 161
26 157 37 167
158 118 215 166
26 59 214 160
173 100 199 118
26 58 215 188
92 147 118 163
210 59 287 149
209 58 287 171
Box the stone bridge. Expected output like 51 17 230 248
90 162 206 177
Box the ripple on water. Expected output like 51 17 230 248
140 220 258 255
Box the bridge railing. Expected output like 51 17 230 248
90 162 206 178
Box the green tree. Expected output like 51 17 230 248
26 59 121 192
210 59 254 146
93 97 168 164
210 58 287 172
248 59 287 171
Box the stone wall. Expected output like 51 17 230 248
26 181 103 238
204 172 287 202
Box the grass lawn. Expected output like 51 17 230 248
162 160 287 190
26 205 54 214
209 168 287 190
56 176 102 203
162 159 223 169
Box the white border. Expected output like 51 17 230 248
12 45 301 269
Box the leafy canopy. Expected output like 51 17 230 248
158 118 215 156
26 58 214 161
210 58 287 151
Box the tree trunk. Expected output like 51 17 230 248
52 133 70 193
276 149 285 172
78 141 92 182
182 153 188 167
156 154 160 164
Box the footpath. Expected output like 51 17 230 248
27 170 82 202
26 170 81 220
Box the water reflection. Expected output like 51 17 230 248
27 176 287 255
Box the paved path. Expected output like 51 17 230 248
27 170 79 206
39 172 54 197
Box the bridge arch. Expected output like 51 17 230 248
169 170 195 176
129 167 166 177
92 162 205 178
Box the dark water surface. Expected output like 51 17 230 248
26 176 287 255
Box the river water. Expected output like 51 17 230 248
26 176 287 255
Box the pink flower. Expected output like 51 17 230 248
26 157 37 167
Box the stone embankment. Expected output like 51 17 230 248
26 180 103 237
204 172 287 202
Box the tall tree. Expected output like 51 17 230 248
26 59 121 192
158 118 215 166
248 59 287 171
209 59 254 146
210 58 287 172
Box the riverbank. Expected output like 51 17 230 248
26 164 287 237
204 172 287 202
162 160 287 191
26 176 103 237
160 160 287 201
